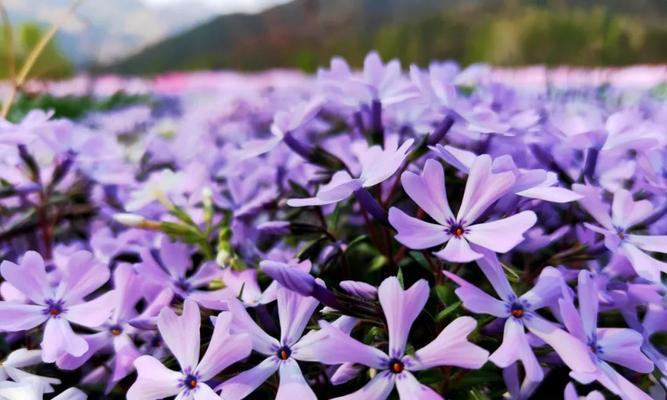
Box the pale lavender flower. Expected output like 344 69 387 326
433 145 582 203
308 277 488 400
216 286 322 400
443 253 596 396
0 251 114 363
0 349 60 393
237 97 323 159
127 299 251 400
136 238 226 309
574 184 667 283
56 264 169 393
559 270 653 400
287 138 413 207
389 157 537 262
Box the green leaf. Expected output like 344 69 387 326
435 301 461 322
396 266 405 288
500 262 521 283
434 284 451 306
368 255 388 272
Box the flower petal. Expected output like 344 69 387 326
473 250 515 301
465 211 537 253
489 318 526 368
56 250 110 303
41 318 88 363
457 155 515 223
400 159 454 225
56 332 109 370
388 208 448 249
216 356 279 399
408 316 488 370
331 371 395 400
66 291 116 328
307 320 387 369
0 251 50 305
597 328 653 373
0 302 48 331
379 277 429 357
159 238 192 279
611 189 653 229
441 270 508 317
395 371 442 400
275 359 317 400
197 312 252 380
576 271 598 339
626 234 667 254
226 297 280 356
193 384 221 400
237 136 282 160
278 287 319 347
434 237 482 263
622 243 667 283
517 186 582 203
127 355 182 400
524 316 596 374
158 299 201 371
519 266 563 311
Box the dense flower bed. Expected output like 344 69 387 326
0 52 665 399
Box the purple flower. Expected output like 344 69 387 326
389 156 537 262
127 299 251 400
558 271 653 400
56 263 169 392
136 238 226 309
216 286 322 399
308 277 488 400
287 138 413 207
574 184 667 283
0 251 114 363
237 97 323 159
442 253 597 396
433 145 582 203
318 52 417 109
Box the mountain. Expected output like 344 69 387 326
4 0 222 65
99 0 667 74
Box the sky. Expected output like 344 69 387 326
5 0 292 65
140 0 291 14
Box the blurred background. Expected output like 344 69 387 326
2 0 667 79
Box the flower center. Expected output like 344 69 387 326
175 278 191 293
43 299 65 318
448 222 466 238
277 346 291 360
181 373 199 390
388 358 404 374
109 324 123 336
510 303 524 318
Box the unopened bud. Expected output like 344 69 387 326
113 213 147 227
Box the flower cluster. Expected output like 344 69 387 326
0 52 665 399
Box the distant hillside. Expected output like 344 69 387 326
98 0 667 75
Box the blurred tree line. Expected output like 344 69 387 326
370 6 667 67
0 23 73 80
103 0 667 75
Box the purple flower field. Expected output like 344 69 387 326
0 53 666 399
